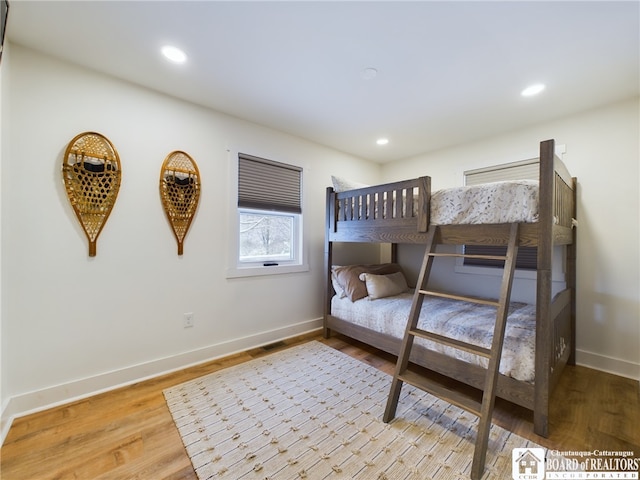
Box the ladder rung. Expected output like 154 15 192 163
409 328 491 358
398 370 482 417
419 289 500 307
428 252 508 261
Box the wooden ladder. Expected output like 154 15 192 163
383 223 520 480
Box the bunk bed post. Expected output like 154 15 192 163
324 187 335 339
390 243 398 263
417 176 431 232
567 177 578 365
534 139 555 437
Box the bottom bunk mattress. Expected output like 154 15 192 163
331 292 536 383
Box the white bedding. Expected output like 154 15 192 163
331 292 536 383
430 180 539 225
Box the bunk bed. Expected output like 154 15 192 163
323 139 577 438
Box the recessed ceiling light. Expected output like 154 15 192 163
376 138 389 146
521 83 546 97
361 67 378 80
161 45 187 64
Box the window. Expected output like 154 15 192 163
234 153 304 274
463 159 538 270
238 209 299 264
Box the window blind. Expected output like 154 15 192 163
464 244 537 269
464 158 539 186
238 153 302 214
463 158 539 270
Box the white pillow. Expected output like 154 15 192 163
358 271 409 300
331 265 346 298
331 175 369 193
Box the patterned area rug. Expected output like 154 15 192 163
164 341 540 479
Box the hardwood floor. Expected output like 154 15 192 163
2 333 639 479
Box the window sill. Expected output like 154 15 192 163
226 263 309 279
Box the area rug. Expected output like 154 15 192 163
164 341 541 479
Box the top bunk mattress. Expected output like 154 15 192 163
430 180 539 225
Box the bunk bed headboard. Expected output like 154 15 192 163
326 176 432 244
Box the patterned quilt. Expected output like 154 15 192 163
431 180 539 225
331 292 536 383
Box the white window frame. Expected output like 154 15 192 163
226 148 308 278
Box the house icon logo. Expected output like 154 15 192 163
512 448 545 480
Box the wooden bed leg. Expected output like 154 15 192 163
534 411 549 438
567 179 578 366
324 226 333 341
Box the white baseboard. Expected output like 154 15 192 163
1 318 323 445
0 398 11 447
575 348 640 382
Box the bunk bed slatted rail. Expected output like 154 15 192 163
334 178 426 222
554 171 575 229
329 177 431 243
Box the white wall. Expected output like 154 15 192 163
382 97 640 380
0 41 6 439
0 44 380 434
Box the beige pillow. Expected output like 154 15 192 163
359 271 409 300
331 175 369 193
332 263 403 301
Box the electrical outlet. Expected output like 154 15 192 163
183 312 194 328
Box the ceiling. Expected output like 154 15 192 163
5 1 639 163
